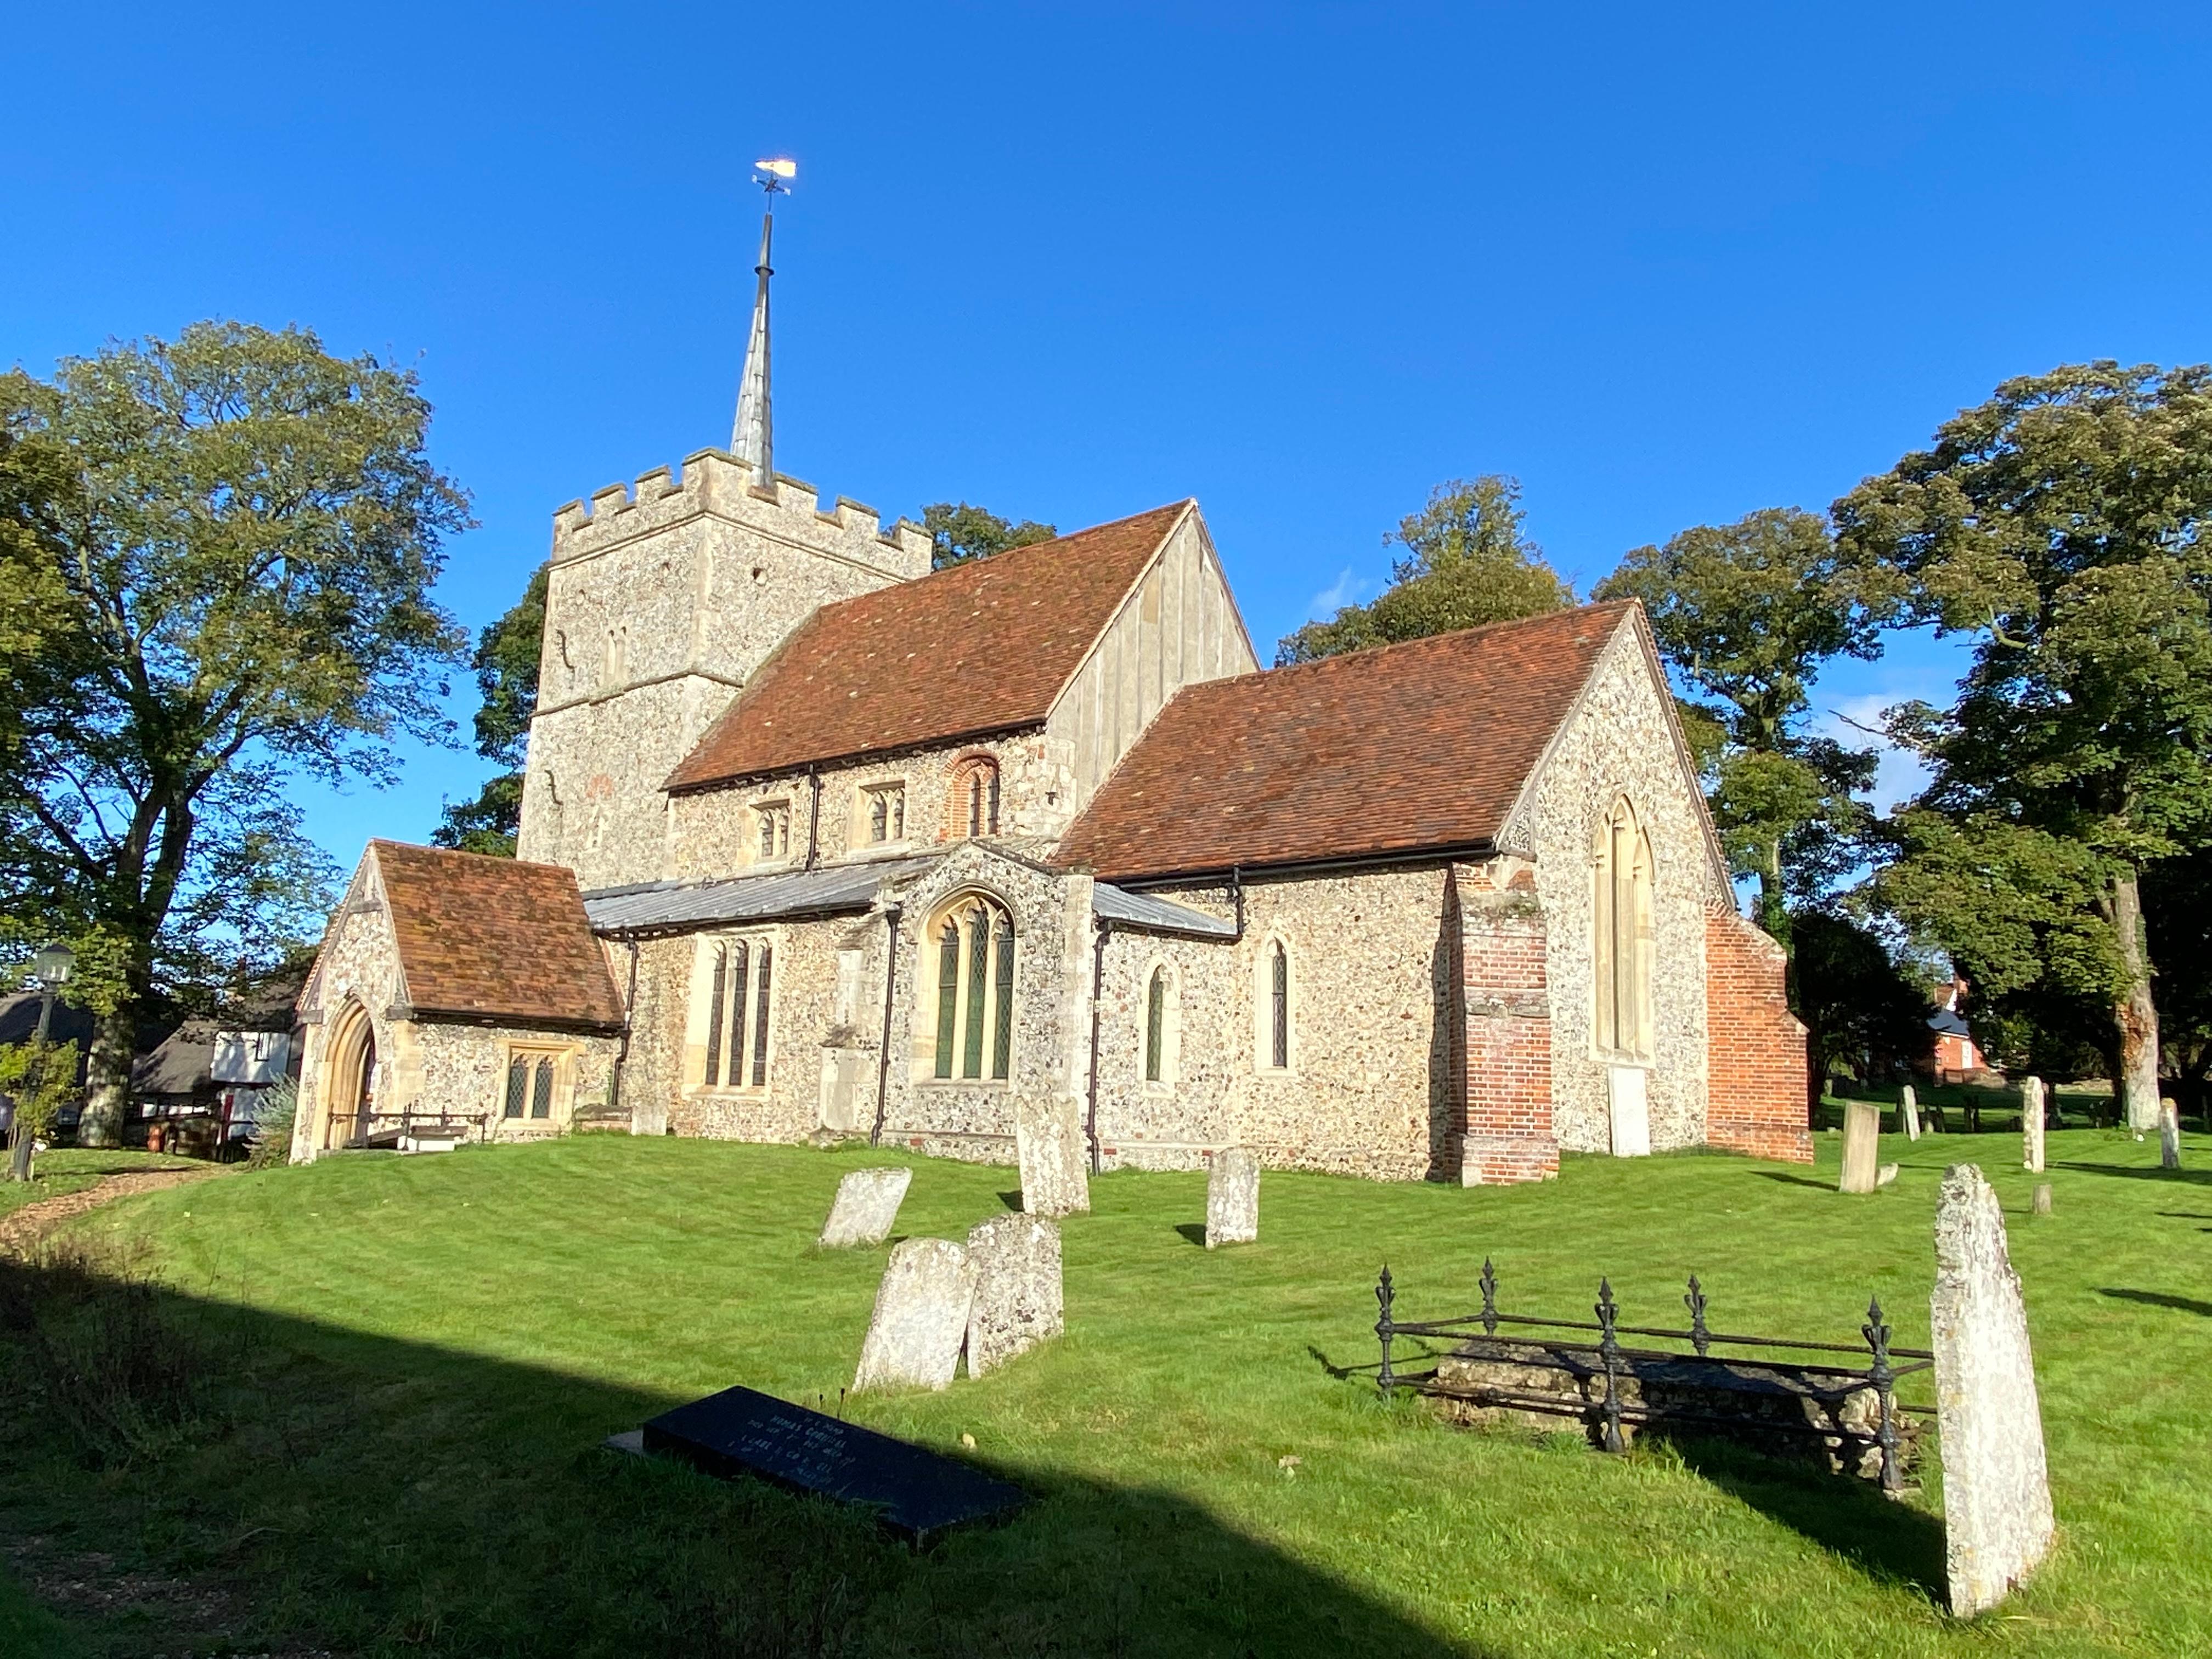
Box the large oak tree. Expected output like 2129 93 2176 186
1837 362 2212 1131
0 323 470 1143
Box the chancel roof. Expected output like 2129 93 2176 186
372 842 626 1031
665 501 1193 791
1054 601 1644 883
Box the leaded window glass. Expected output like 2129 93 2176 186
752 946 774 1087
726 941 751 1085
1147 967 1166 1082
529 1057 555 1118
503 1057 528 1118
935 921 960 1079
1270 943 1289 1070
703 946 728 1085
928 895 1015 1082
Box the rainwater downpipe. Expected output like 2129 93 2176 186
608 937 640 1125
1085 917 1111 1174
804 763 822 871
868 902 902 1147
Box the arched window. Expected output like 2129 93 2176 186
949 757 1002 839
1144 962 1180 1085
1593 798 1656 1060
1253 936 1293 1073
928 893 1015 1081
698 936 773 1088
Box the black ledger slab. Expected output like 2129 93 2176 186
638 1384 1028 1544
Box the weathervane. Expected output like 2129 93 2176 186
732 159 795 486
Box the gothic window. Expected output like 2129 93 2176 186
926 894 1015 1082
1592 798 1656 1061
866 782 907 844
755 800 792 862
699 936 775 1088
1269 942 1290 1070
950 757 1002 838
499 1047 570 1124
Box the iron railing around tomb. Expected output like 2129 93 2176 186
1372 1261 1936 1494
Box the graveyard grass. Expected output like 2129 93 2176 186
1 1110 2205 1658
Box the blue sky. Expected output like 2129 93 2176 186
8 3 2211 881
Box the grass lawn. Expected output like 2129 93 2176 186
0 1118 2205 1657
0 1147 201 1222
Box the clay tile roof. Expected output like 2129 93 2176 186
373 842 625 1031
666 501 1193 791
1055 601 1640 882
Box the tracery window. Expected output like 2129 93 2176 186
1592 797 1656 1061
928 894 1014 1081
699 936 776 1088
950 757 1002 838
500 1047 569 1123
866 782 907 844
755 800 792 862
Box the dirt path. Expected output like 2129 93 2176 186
0 1165 223 1255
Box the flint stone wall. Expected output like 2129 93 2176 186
521 452 929 890
1500 624 1729 1154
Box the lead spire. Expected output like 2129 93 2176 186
732 159 794 489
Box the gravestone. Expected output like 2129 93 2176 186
637 1384 1026 1544
1606 1065 1651 1157
1931 1164 2055 1616
2021 1077 2046 1174
1016 1096 1090 1218
854 1238 977 1392
1901 1084 1922 1142
2032 1182 2052 1215
1206 1146 1260 1248
1876 1162 1900 1188
818 1167 912 1248
964 1213 1063 1375
1838 1100 1882 1194
2160 1099 2182 1171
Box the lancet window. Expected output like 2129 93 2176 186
929 894 1015 1081
1592 797 1656 1061
701 936 776 1088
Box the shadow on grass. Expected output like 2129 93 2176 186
995 1190 1024 1213
0 1250 1490 1659
1752 1172 1834 1192
2097 1287 2212 1318
1664 1437 1948 1605
2053 1161 2210 1186
1173 1222 1209 1248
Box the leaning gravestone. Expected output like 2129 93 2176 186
1016 1096 1090 1218
964 1212 1063 1375
818 1167 913 1248
2021 1077 2046 1174
1838 1100 1882 1194
2160 1099 2182 1171
1901 1084 1922 1142
853 1238 977 1392
1931 1164 2055 1616
1206 1147 1260 1247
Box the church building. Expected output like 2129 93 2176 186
292 209 1810 1182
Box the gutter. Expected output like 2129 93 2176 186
608 939 640 1124
804 763 822 871
1101 838 1500 893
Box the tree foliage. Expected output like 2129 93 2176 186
434 564 546 857
923 502 1056 570
1837 361 2212 1124
0 321 471 1142
1276 476 1572 665
1788 911 1932 1110
0 1037 82 1161
1597 507 1900 943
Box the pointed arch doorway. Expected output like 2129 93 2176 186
321 1002 377 1150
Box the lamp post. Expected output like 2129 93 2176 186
9 943 75 1181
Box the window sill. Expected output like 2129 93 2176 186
914 1076 1012 1091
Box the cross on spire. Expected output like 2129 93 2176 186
732 159 794 489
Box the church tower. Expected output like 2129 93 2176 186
517 170 931 890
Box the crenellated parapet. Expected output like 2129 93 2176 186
551 448 930 575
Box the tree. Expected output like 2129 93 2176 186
1788 911 1934 1116
0 322 471 1144
1276 476 1572 664
434 564 546 857
1836 362 2212 1130
1596 507 1901 945
923 502 1056 570
0 1038 81 1180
